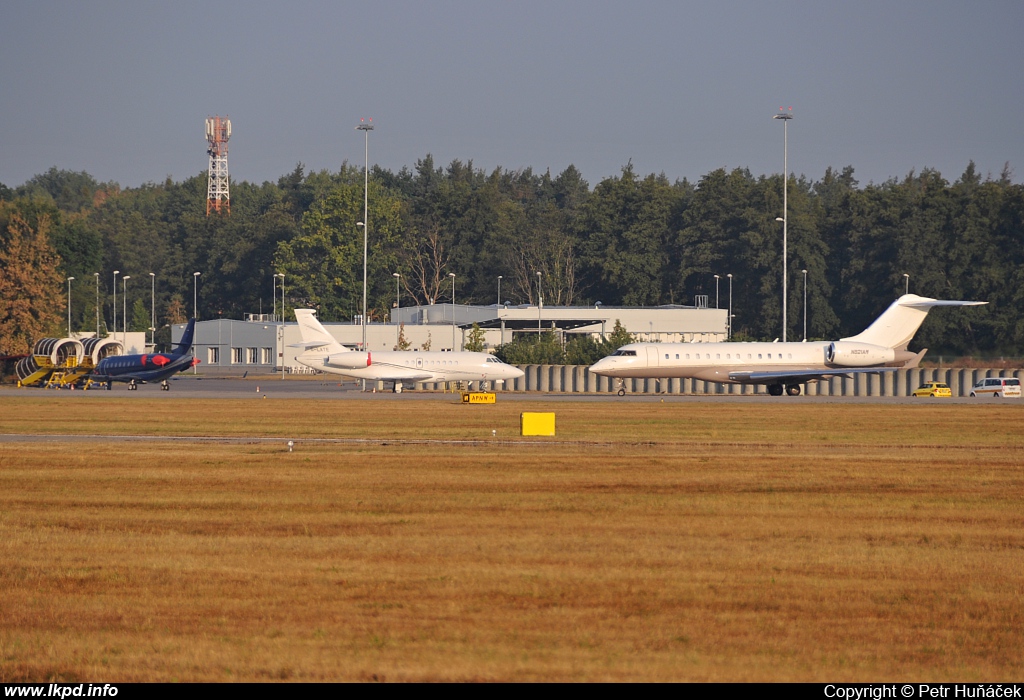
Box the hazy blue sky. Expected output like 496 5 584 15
2 1 1021 189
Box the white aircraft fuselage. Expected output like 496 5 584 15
590 294 986 396
593 340 843 382
297 343 524 385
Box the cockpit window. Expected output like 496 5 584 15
485 356 505 363
612 349 637 356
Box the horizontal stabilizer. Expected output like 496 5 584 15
843 294 987 350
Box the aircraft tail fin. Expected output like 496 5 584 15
293 309 346 353
842 294 986 350
172 318 196 356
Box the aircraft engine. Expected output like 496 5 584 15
325 351 371 369
825 341 895 367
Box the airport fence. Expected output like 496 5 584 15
417 366 1023 397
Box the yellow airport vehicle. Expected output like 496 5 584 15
912 381 952 397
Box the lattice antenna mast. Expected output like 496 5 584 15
205 116 232 215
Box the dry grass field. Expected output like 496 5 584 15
1 397 1022 681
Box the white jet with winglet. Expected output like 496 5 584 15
292 309 524 392
589 294 986 396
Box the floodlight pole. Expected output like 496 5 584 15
903 273 910 296
774 107 793 342
536 272 542 333
94 273 100 336
276 273 285 379
393 272 401 348
356 118 374 353
449 272 456 351
497 276 502 307
113 271 119 342
193 272 201 320
149 272 156 347
66 277 75 336
122 276 130 350
727 273 733 340
714 274 720 309
802 269 808 341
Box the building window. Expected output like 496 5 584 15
208 347 219 364
247 348 258 364
231 347 243 364
261 347 273 364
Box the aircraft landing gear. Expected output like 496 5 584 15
128 380 137 391
161 380 170 391
106 381 113 391
768 383 784 397
616 379 626 397
393 382 403 394
785 384 802 396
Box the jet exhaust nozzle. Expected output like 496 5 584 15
326 351 371 369
825 341 895 367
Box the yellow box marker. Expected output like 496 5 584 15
461 392 496 404
521 412 555 436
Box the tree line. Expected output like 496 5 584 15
1 158 1022 357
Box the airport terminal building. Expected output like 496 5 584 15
174 302 729 373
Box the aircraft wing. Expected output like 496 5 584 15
728 367 899 384
359 362 439 382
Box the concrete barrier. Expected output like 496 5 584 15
505 364 1018 396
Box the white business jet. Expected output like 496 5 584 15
589 294 985 396
292 309 524 392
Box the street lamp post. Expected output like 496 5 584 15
449 272 457 351
272 274 277 321
393 272 401 348
497 276 502 307
113 270 119 342
714 274 720 309
727 273 733 340
536 272 542 332
275 273 285 379
193 272 201 319
149 272 156 347
94 273 100 336
66 277 75 336
903 273 910 296
774 107 793 342
122 276 130 350
356 117 373 353
276 273 285 321
802 269 808 341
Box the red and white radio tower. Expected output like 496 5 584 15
205 116 232 215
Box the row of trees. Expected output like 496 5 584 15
1 158 1022 356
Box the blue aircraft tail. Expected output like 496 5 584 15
172 318 196 356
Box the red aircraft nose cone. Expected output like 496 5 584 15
152 355 169 366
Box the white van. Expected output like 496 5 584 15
969 377 1022 398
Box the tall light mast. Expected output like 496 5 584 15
356 117 374 352
205 116 232 215
773 106 793 342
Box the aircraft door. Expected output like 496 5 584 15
645 346 660 367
